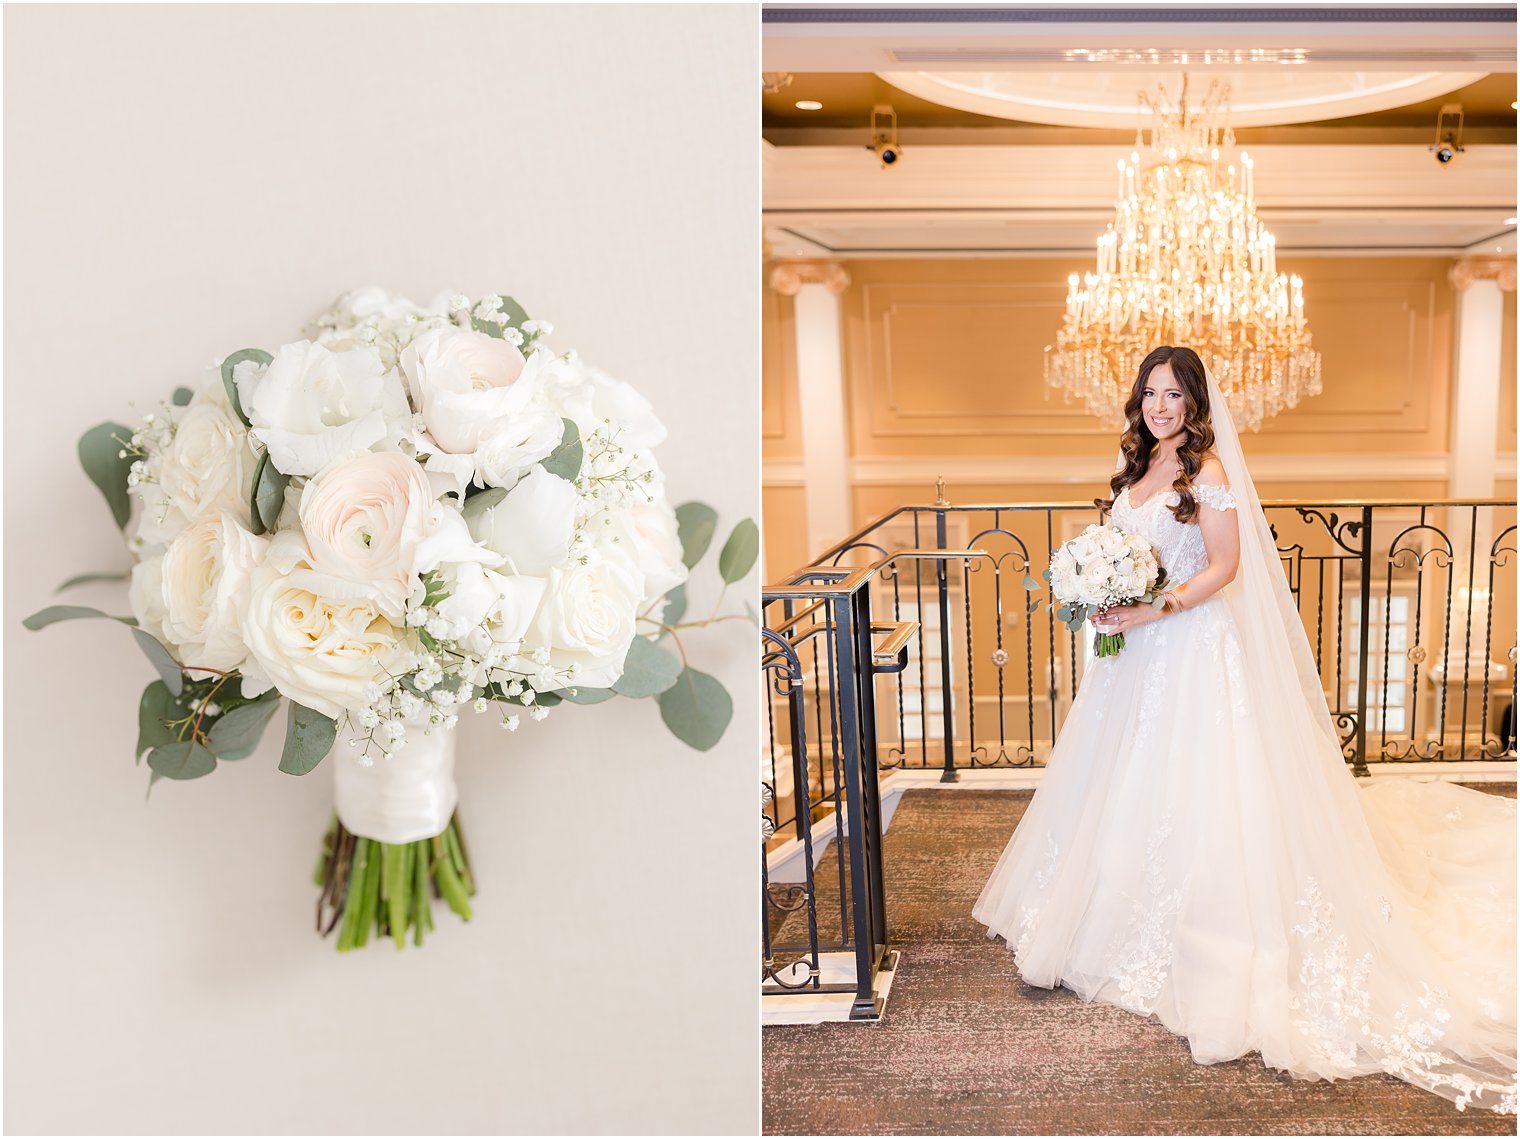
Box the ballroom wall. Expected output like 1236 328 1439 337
763 255 1519 580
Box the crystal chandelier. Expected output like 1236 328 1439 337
1044 76 1322 431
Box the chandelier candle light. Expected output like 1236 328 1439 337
1045 76 1322 430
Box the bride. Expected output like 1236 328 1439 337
973 345 1516 1113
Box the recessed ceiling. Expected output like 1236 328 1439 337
761 73 1519 134
878 70 1488 128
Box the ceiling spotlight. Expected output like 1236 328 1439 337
869 104 902 168
795 100 823 111
1430 103 1465 165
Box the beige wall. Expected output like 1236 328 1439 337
764 255 1515 579
5 7 759 1134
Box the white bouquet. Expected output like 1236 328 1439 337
28 288 753 951
1023 522 1170 658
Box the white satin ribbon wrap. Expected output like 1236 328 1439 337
332 724 458 844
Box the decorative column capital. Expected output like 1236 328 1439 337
1449 255 1516 293
769 260 850 297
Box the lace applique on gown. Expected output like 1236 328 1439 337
973 480 1517 1113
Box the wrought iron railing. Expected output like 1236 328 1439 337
800 496 1516 780
762 567 905 1020
760 494 1515 1013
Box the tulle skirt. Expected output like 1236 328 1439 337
973 595 1517 1113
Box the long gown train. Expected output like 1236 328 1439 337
973 482 1517 1113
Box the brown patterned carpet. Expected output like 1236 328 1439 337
763 786 1518 1137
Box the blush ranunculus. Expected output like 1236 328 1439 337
298 451 498 623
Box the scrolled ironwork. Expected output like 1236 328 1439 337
1297 507 1366 555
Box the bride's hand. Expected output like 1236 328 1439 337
1090 603 1159 635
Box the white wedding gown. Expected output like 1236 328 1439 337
974 480 1517 1113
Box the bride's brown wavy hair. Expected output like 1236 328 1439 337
1094 345 1217 525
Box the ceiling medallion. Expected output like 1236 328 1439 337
1044 76 1322 432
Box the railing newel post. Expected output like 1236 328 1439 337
936 505 958 783
1354 505 1373 778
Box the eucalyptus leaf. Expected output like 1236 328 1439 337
22 605 134 631
530 691 563 708
207 695 282 760
146 741 217 781
657 667 733 752
1023 575 1042 592
675 502 718 569
460 485 508 526
279 703 337 776
612 636 683 698
1026 597 1041 614
248 451 272 535
252 452 290 535
171 387 194 406
131 629 184 697
136 681 181 762
78 421 136 529
716 518 759 584
220 348 271 428
55 570 130 592
555 687 617 705
24 603 181 693
541 419 583 481
1056 605 1072 622
659 583 688 632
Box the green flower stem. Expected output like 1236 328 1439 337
432 834 474 920
1094 632 1127 658
315 812 475 952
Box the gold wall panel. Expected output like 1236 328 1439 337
762 486 811 583
762 284 801 461
1500 293 1517 454
833 257 1457 459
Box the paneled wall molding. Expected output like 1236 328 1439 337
769 259 851 297
762 453 1516 489
1450 255 1518 294
846 269 1445 449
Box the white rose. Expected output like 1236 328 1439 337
129 555 173 650
401 327 564 493
238 340 411 477
1067 535 1098 564
524 553 644 689
136 392 257 549
1097 527 1126 557
299 451 498 622
536 355 668 450
455 573 550 683
1077 562 1115 607
605 496 688 607
241 532 412 719
160 511 269 673
467 471 579 576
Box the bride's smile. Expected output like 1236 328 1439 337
1142 363 1187 442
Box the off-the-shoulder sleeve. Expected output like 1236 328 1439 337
1193 481 1238 511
